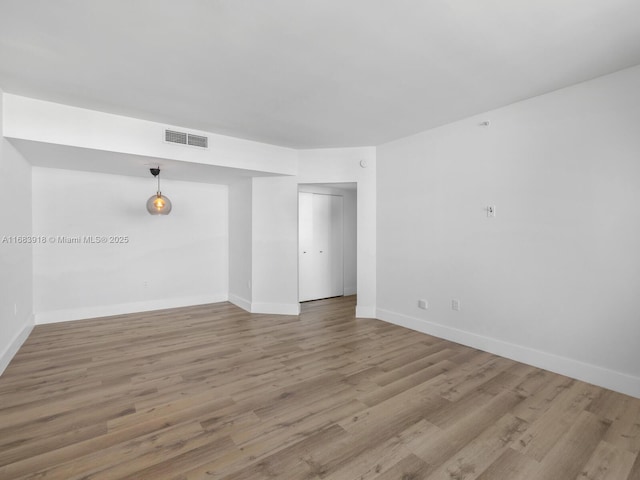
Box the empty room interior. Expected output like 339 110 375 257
1 1 640 479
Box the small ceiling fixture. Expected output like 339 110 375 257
146 167 172 215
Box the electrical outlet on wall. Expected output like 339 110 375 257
418 299 428 310
487 205 496 217
451 299 461 311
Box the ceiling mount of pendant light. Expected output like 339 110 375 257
146 167 172 215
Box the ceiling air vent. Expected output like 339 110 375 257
165 129 187 145
164 129 208 149
187 133 208 148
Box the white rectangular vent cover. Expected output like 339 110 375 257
165 129 208 148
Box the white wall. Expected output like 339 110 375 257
0 88 34 374
228 178 253 310
33 168 228 323
251 176 300 315
343 189 357 296
298 147 376 317
298 184 357 296
377 65 640 398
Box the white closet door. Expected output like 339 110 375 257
298 192 315 302
299 193 344 302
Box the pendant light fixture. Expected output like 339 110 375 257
146 167 172 215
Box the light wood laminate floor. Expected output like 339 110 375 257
0 296 639 479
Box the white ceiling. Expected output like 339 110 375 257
1 0 640 149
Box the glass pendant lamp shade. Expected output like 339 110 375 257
146 192 172 215
146 167 172 215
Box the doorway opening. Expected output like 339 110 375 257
298 183 357 303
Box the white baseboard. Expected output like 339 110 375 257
251 302 300 315
355 305 376 318
35 294 229 324
376 308 640 399
0 316 34 375
228 294 251 312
